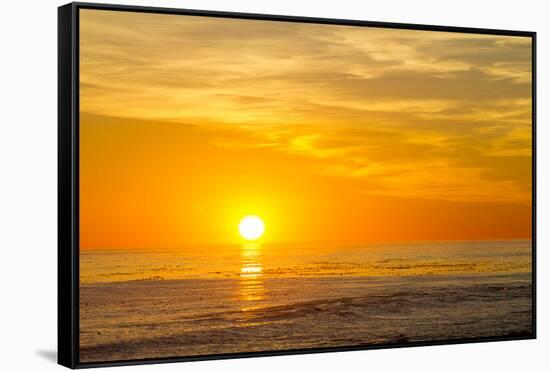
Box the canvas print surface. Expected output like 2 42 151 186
78 9 533 363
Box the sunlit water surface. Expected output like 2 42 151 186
80 240 532 362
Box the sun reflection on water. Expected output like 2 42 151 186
239 243 265 309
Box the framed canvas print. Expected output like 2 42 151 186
58 2 536 368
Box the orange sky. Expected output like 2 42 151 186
79 9 532 249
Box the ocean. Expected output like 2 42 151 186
79 239 533 362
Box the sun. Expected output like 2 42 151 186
238 216 265 241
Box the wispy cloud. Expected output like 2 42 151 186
80 9 532 205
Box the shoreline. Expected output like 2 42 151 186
80 271 532 362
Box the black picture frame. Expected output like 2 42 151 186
58 2 537 368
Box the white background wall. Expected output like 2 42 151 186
0 0 547 369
